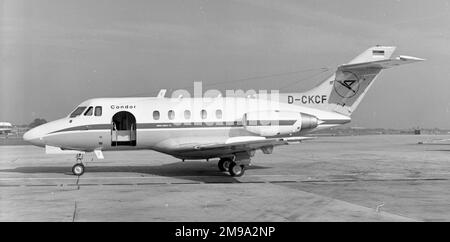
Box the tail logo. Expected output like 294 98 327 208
334 71 360 98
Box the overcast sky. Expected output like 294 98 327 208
1 0 450 128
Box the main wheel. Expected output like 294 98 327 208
228 162 245 177
218 158 232 172
72 163 85 176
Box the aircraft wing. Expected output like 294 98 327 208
194 136 314 151
160 136 315 154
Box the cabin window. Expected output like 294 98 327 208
184 110 191 119
84 106 93 116
216 109 222 119
94 106 102 116
201 110 207 119
153 111 160 120
168 110 175 120
70 106 87 118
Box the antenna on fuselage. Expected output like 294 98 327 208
157 89 167 98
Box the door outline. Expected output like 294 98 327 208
111 111 137 146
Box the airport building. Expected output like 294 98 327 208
0 122 13 135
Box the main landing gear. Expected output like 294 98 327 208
228 162 245 177
218 158 231 172
218 157 247 177
72 153 85 176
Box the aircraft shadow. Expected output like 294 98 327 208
0 161 270 184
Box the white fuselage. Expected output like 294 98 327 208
23 96 350 159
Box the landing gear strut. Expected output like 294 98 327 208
72 153 85 176
218 158 232 172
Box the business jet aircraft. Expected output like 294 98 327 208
23 46 424 177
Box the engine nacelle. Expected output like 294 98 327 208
243 110 319 136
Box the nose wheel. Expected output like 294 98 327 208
72 163 85 176
72 153 85 176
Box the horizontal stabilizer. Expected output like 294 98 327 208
339 55 425 70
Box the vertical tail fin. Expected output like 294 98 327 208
286 46 424 116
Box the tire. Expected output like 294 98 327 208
218 158 232 172
228 162 245 177
72 163 85 176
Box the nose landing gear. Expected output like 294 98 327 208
72 153 85 176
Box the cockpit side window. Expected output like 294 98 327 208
70 106 87 118
84 106 93 116
95 106 102 116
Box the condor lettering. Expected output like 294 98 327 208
110 105 136 110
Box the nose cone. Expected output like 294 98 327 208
23 126 46 147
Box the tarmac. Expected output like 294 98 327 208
1 135 449 221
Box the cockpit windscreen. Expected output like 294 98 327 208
70 106 87 118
